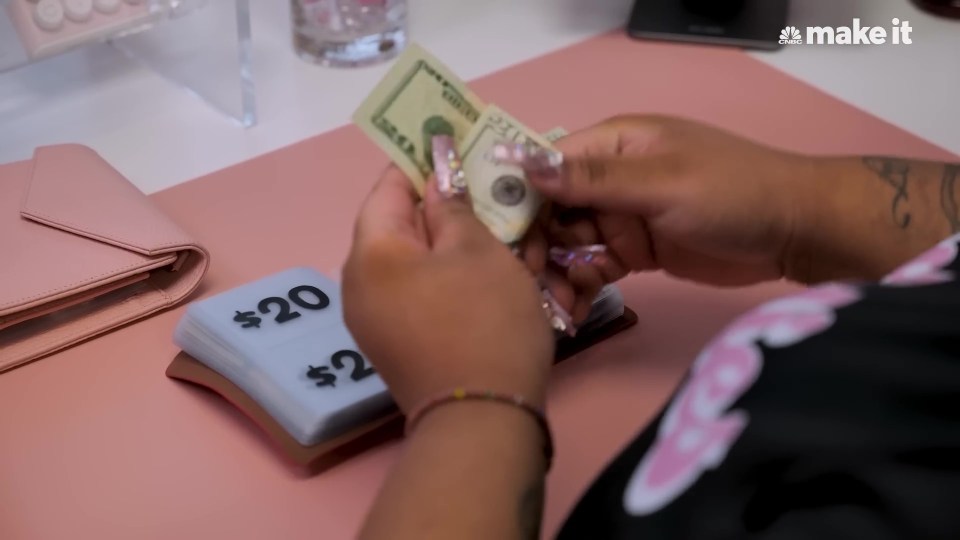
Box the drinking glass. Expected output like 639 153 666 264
292 0 407 67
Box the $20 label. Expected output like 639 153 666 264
233 284 330 329
307 350 376 388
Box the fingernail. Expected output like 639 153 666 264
432 135 467 198
539 283 576 337
490 141 565 189
490 141 564 173
549 244 609 268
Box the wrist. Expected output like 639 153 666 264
360 387 550 540
406 348 552 411
409 393 551 469
781 155 847 284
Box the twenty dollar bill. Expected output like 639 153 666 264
459 105 556 244
352 43 485 195
353 43 561 243
541 127 569 143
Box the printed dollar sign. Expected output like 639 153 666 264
306 365 337 388
233 310 262 329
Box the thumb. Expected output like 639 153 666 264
528 155 667 213
422 134 492 251
423 176 488 251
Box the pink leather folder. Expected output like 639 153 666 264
0 144 209 372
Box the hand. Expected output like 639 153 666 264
520 115 815 292
341 167 555 412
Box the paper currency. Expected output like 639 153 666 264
352 43 485 194
458 105 556 244
353 43 565 243
542 127 569 143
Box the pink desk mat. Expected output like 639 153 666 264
1 33 956 540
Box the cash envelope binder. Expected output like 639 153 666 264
0 144 209 373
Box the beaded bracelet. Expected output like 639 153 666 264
405 388 554 471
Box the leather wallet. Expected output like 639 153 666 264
0 144 209 373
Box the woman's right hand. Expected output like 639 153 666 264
520 115 819 293
519 114 960 308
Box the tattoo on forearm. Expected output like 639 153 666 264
940 164 960 232
863 157 912 228
518 480 545 540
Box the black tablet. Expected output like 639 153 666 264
627 0 790 51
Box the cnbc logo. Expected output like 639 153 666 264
779 19 914 45
779 26 803 44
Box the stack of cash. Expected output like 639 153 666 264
352 43 624 333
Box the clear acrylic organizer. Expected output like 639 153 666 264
0 0 256 127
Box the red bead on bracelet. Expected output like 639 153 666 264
405 388 554 471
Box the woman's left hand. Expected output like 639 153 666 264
342 166 557 412
345 166 557 540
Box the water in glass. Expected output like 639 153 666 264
293 0 407 67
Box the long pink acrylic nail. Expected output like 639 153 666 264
490 141 564 171
539 283 576 337
432 135 467 197
550 244 609 268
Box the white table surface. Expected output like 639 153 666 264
1 0 957 195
